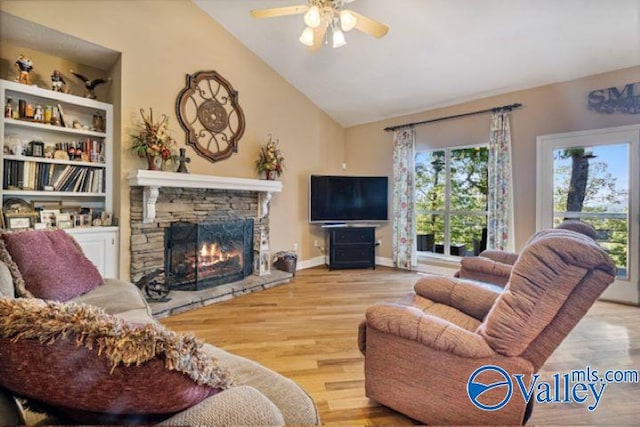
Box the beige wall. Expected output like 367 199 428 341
0 0 345 278
346 66 640 257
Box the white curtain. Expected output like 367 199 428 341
487 111 515 251
392 128 417 269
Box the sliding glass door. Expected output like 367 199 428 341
537 125 639 305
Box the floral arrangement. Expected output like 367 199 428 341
256 135 285 178
130 108 178 162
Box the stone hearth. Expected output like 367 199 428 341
149 269 292 318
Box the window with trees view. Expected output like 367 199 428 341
552 144 629 277
538 126 639 304
415 145 488 257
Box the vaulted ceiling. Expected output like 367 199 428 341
195 0 640 127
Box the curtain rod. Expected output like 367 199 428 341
383 102 523 132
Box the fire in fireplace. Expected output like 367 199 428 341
164 219 254 290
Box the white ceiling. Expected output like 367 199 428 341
195 0 640 127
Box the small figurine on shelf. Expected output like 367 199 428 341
15 54 33 85
50 70 69 93
33 105 44 122
70 70 110 99
4 98 13 118
92 113 105 132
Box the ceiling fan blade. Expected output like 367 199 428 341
250 5 309 19
307 25 328 51
350 11 389 38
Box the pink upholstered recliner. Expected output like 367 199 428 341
358 228 616 425
456 220 598 286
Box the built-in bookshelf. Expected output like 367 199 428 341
0 78 118 277
0 78 113 228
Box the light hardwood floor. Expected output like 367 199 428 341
161 266 640 426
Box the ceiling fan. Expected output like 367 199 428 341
250 0 389 50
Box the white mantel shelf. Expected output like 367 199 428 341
127 170 283 223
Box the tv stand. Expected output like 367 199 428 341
325 226 376 270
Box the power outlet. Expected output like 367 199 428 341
375 240 382 247
313 240 320 248
292 243 298 251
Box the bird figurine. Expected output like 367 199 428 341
70 70 111 99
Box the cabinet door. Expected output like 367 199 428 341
69 229 118 278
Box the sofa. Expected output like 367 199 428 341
358 228 616 425
0 229 319 426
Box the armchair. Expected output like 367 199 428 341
358 229 616 425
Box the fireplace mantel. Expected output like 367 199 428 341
127 170 283 223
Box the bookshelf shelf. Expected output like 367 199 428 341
1 78 114 231
3 154 106 168
2 190 106 197
3 117 107 138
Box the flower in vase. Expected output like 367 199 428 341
130 108 178 162
256 135 285 178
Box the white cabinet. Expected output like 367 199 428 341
67 227 119 278
1 79 118 275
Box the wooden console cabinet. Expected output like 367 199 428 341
325 226 375 270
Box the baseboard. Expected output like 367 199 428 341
297 256 325 270
375 256 394 267
296 255 457 275
297 256 394 270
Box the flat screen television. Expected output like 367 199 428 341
309 175 389 223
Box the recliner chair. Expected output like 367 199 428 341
358 228 616 425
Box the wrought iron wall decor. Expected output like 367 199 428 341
176 71 246 162
588 82 640 114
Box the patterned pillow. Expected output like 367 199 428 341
1 229 102 301
0 297 232 423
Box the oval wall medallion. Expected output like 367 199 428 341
176 71 246 163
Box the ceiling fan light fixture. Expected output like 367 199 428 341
299 26 315 46
332 27 346 48
339 10 357 31
303 5 321 28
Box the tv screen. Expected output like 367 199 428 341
309 175 389 223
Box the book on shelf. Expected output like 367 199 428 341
29 162 37 190
2 160 8 188
15 161 24 188
57 104 67 128
72 168 88 192
60 167 83 192
52 165 73 190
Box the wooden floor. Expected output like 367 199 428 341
161 266 640 426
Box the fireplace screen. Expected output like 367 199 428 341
165 219 254 290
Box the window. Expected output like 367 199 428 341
415 145 488 257
537 125 640 304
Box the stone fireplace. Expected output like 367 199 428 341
165 219 254 290
127 170 283 286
